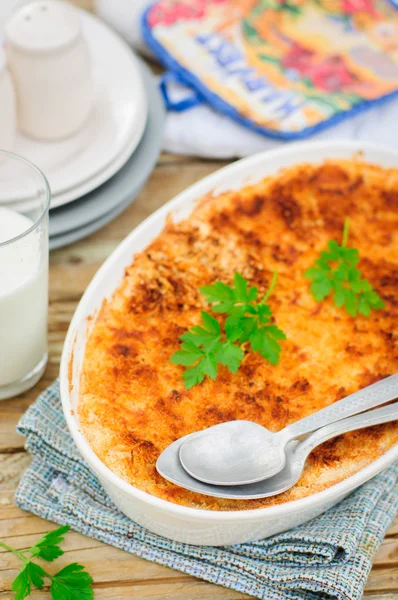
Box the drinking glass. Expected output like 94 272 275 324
0 150 50 399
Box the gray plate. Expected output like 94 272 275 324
49 60 165 249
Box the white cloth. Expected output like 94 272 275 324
96 0 398 159
162 80 398 158
94 0 153 56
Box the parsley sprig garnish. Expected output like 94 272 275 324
170 272 286 389
0 526 93 600
304 218 385 317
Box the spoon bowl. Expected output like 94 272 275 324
159 434 303 500
179 374 398 486
179 421 286 486
157 401 398 500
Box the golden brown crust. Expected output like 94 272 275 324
79 158 398 511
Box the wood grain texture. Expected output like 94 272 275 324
0 0 397 597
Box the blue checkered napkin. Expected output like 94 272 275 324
16 380 398 600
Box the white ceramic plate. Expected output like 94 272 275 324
7 8 147 208
60 141 398 547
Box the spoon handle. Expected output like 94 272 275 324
297 401 398 456
283 373 398 442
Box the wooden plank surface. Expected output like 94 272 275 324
1 1 397 598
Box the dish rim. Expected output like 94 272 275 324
60 139 398 521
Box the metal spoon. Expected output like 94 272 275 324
156 401 398 500
179 373 398 486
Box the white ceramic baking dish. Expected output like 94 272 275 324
60 140 398 546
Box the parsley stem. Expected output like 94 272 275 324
0 540 29 564
342 218 350 248
262 270 278 303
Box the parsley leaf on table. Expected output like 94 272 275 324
50 564 94 600
29 525 70 562
304 218 385 317
1 526 93 600
12 563 45 600
171 271 286 389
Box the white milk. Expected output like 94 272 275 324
0 207 48 388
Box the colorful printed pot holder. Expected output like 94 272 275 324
142 0 398 139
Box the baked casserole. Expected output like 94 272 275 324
79 158 398 510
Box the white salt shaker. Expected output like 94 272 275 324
5 0 94 141
0 48 16 152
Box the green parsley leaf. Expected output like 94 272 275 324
249 324 286 365
305 266 327 281
225 314 256 343
29 525 70 562
200 272 258 313
171 310 225 389
50 563 94 600
171 271 286 389
304 218 385 317
257 303 272 324
202 354 217 379
11 568 31 600
1 526 94 600
358 295 371 317
365 290 385 309
264 324 288 341
344 288 357 316
332 279 345 307
310 278 332 301
199 280 236 313
169 341 204 367
201 311 221 335
12 563 45 600
215 342 244 374
178 311 221 352
182 361 208 389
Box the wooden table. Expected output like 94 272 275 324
1 3 398 599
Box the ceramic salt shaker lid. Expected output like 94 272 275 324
5 0 81 54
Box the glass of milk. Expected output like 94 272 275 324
0 151 50 400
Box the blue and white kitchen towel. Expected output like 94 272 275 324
16 380 398 600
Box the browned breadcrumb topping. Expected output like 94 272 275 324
79 159 398 511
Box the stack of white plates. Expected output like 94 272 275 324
3 9 165 250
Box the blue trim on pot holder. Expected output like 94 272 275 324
142 4 398 141
159 71 203 111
